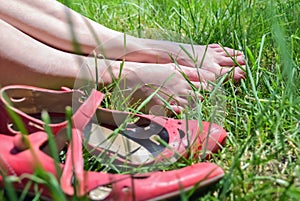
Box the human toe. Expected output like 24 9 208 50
235 65 246 74
169 105 184 114
208 44 222 48
192 81 213 91
219 65 246 81
180 65 216 82
233 71 246 81
222 47 244 56
234 65 246 80
218 55 245 66
213 46 244 56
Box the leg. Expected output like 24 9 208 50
0 19 213 113
0 0 246 81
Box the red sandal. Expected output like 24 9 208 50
0 85 227 166
0 89 224 200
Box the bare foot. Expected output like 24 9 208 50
0 0 246 83
1 0 246 83
95 60 215 114
136 41 246 82
176 44 246 81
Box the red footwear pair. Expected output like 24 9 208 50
0 85 226 200
0 85 226 165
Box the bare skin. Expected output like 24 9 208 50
0 0 246 80
0 19 212 113
0 0 246 113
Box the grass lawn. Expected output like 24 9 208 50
1 0 300 200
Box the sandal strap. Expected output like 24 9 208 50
72 89 104 131
61 128 85 195
60 89 103 196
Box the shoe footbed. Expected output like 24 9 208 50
5 88 177 165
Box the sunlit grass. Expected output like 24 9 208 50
1 0 299 200
64 0 300 200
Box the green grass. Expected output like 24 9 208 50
63 0 300 199
1 0 300 200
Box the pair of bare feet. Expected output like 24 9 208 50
0 0 246 114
